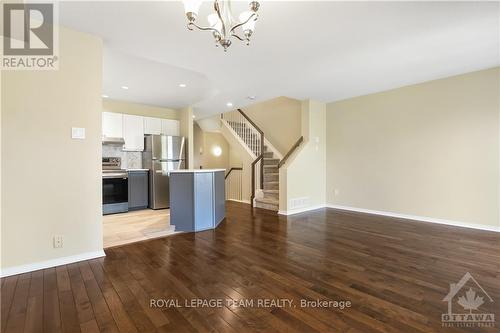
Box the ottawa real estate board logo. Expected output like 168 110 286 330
442 272 495 328
2 2 58 70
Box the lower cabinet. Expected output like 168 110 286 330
128 170 149 210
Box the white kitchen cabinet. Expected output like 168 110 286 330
123 114 145 151
102 112 123 138
161 119 180 136
144 117 162 135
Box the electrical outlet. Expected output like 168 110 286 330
53 235 64 248
334 189 340 196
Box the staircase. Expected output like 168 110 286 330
224 115 280 211
259 149 280 211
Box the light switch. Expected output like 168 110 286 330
71 127 85 139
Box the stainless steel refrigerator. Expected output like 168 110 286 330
142 135 186 209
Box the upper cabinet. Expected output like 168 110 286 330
144 117 162 135
123 114 145 151
161 119 180 136
144 117 180 136
103 112 181 152
102 112 123 138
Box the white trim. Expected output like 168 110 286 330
226 199 251 204
326 204 500 233
0 250 106 278
278 204 325 216
279 203 500 232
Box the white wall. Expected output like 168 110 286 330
326 68 500 228
1 26 103 274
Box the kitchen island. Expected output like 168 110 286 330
169 169 225 232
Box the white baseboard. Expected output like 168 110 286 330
326 204 500 233
227 199 251 204
0 250 106 278
278 204 325 216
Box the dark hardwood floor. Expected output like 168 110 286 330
2 201 499 332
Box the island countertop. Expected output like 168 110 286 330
170 169 226 173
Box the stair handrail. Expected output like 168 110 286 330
251 155 263 204
237 109 263 136
225 167 243 179
278 136 304 168
235 109 265 205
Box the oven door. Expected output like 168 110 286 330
102 176 128 214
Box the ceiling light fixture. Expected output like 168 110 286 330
179 83 187 88
226 102 233 107
182 0 260 52
102 94 109 98
192 115 196 119
121 86 129 90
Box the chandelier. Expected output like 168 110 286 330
182 0 260 51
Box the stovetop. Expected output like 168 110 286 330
102 157 127 178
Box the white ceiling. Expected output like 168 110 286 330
59 1 500 118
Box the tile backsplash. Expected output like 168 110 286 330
102 145 142 169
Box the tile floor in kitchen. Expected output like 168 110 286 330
103 209 178 248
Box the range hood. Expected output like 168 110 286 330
102 136 125 146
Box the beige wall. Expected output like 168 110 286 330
179 107 194 168
193 122 204 169
203 132 230 170
193 123 230 170
279 100 327 212
326 68 500 227
1 27 103 272
229 146 243 168
244 96 302 155
102 99 180 120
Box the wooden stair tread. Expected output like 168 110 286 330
262 189 279 194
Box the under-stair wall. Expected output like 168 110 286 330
278 100 327 214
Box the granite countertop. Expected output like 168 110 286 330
170 169 226 173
